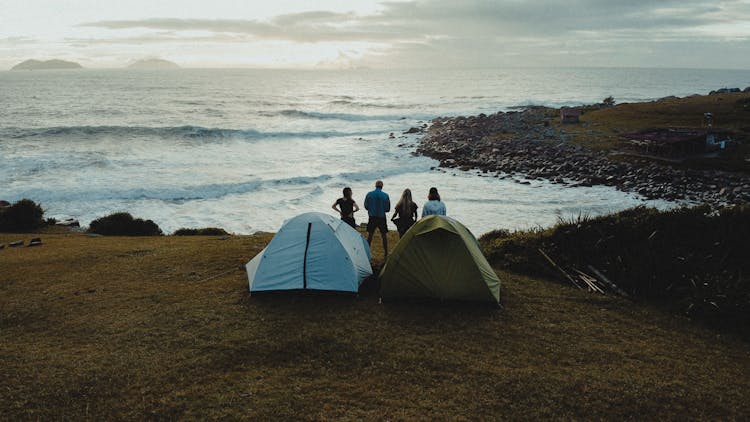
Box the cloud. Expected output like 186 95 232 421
80 1 750 42
79 14 410 43
0 36 38 46
73 0 750 68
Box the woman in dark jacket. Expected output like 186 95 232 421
391 188 418 237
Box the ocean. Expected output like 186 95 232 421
2 67 749 235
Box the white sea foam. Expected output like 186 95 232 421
2 67 747 234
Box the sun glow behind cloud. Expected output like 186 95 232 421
1 0 750 69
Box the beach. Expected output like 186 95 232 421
417 93 750 206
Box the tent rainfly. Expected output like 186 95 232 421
246 212 372 293
379 215 501 303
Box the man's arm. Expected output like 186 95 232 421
384 194 390 213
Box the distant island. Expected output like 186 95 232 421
11 59 83 71
127 58 180 69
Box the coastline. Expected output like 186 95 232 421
415 95 750 206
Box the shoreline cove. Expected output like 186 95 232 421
2 68 749 234
416 103 750 208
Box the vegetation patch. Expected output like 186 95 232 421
173 227 229 236
0 199 45 233
574 92 750 172
88 212 163 236
480 205 750 337
1 231 749 419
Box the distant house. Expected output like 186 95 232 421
560 108 581 124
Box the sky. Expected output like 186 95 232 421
2 0 750 69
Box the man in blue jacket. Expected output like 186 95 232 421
364 180 391 258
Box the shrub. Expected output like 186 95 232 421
480 205 750 338
0 199 45 232
88 212 163 236
478 228 511 243
173 227 229 236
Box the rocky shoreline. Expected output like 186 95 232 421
414 107 750 205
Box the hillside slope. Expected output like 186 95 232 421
1 232 749 419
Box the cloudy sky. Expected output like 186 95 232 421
2 0 750 69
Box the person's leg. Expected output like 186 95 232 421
379 219 388 258
366 217 375 244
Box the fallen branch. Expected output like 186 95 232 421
538 248 583 290
587 265 630 298
573 268 606 294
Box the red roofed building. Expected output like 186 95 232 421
560 107 581 123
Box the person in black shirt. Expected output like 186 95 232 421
391 188 418 237
332 187 360 228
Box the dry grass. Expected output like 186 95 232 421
585 92 750 133
2 231 750 420
555 92 750 159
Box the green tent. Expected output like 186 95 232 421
379 215 501 303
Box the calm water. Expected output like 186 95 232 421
1 67 748 234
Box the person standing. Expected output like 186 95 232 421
332 187 359 229
421 187 446 217
364 180 391 258
391 188 418 237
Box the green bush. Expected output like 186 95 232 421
173 227 229 236
0 199 45 232
88 212 163 236
480 205 750 337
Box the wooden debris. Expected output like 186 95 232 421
573 268 606 294
587 265 631 298
538 248 583 290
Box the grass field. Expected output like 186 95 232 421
2 231 750 420
552 92 750 173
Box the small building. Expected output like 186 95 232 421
560 107 581 124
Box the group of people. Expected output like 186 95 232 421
331 180 447 257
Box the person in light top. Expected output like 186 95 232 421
421 187 446 217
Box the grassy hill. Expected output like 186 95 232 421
2 231 749 419
562 92 750 172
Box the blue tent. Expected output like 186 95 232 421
245 212 372 293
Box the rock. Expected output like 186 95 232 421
56 218 80 227
710 88 741 95
414 105 750 207
403 127 422 134
126 58 179 69
11 59 82 70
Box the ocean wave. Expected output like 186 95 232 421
258 109 408 122
328 100 407 109
0 125 388 141
6 173 343 204
5 163 433 205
